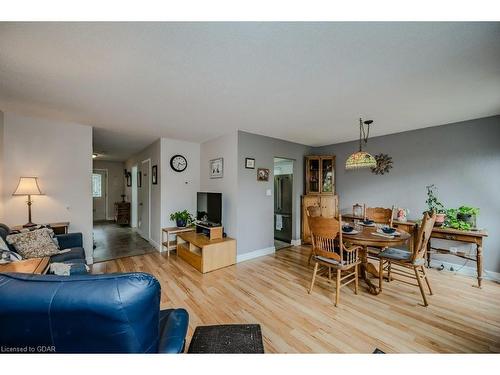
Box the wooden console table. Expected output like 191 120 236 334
11 222 69 235
343 214 488 288
176 231 236 273
0 257 49 274
161 226 195 257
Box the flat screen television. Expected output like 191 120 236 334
196 192 222 226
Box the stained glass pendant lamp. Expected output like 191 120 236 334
345 118 377 170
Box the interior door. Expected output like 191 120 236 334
138 160 150 240
92 169 107 221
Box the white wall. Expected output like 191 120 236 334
0 111 4 221
124 139 161 248
0 112 93 262
200 131 238 239
161 138 200 229
92 160 125 220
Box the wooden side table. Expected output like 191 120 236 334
162 226 195 257
0 257 50 274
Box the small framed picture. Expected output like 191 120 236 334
210 158 224 179
126 172 132 187
152 165 158 185
257 168 270 182
245 158 255 169
138 171 142 188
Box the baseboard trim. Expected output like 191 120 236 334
291 239 302 246
149 239 161 251
429 259 500 283
237 246 275 263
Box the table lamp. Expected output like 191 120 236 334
12 177 44 227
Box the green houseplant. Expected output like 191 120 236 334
446 206 479 230
425 184 446 226
169 210 193 228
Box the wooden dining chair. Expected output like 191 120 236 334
377 212 436 306
306 206 321 265
308 214 362 306
364 205 395 227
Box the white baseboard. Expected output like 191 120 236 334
429 259 500 283
237 246 275 263
149 239 161 251
291 239 302 246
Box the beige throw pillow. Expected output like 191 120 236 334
6 228 61 259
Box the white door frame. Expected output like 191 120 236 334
131 164 138 228
92 168 108 221
140 158 152 241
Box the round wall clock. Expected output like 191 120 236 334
170 154 187 172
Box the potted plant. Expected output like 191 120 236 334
169 210 193 228
446 206 479 230
424 184 446 226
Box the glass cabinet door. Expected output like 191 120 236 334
307 158 320 194
321 157 334 193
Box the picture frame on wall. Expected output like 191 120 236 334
152 165 158 184
138 171 142 188
245 158 255 169
257 168 270 181
126 172 132 187
209 158 223 179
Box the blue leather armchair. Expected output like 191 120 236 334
0 272 189 353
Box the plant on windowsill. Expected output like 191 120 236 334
170 210 194 228
424 184 447 226
445 206 480 231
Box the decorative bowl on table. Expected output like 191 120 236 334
342 225 354 233
381 227 396 234
362 219 374 225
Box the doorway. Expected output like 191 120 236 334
138 159 151 241
274 158 294 250
92 169 108 221
131 164 138 228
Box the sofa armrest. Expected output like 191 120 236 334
158 308 189 353
56 233 83 250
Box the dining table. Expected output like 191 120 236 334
342 224 412 295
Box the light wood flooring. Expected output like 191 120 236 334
91 245 500 353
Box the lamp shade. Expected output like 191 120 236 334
13 177 43 196
345 151 377 170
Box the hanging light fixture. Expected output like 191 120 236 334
345 118 377 170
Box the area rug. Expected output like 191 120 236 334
187 324 264 353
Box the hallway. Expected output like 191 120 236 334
93 221 156 263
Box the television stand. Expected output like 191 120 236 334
195 222 223 240
176 231 236 273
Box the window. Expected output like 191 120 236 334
92 173 102 198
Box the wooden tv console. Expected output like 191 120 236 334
176 231 236 273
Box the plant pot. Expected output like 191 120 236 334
457 212 475 227
434 213 446 227
176 219 187 228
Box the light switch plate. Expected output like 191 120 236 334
266 189 272 196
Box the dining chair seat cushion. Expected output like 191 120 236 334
314 256 345 266
378 248 412 261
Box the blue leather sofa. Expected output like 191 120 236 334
0 272 189 353
0 223 86 265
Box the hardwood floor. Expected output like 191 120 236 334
91 245 500 353
93 221 156 263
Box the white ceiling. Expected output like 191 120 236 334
1 22 499 161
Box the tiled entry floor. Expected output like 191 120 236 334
92 221 156 263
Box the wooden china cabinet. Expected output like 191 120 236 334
301 155 337 244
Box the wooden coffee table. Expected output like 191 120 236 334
0 257 49 274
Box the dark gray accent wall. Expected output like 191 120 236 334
238 131 312 254
313 115 500 274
